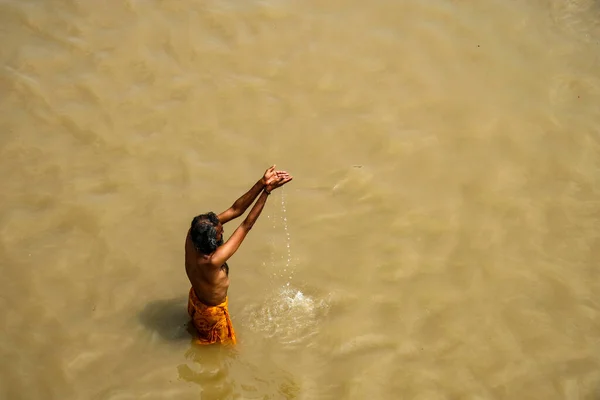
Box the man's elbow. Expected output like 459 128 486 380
241 221 254 231
231 206 243 218
222 207 242 222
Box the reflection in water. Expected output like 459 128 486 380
178 346 236 400
178 345 300 399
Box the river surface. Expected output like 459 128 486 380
2 0 600 399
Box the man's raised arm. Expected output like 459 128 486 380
210 172 293 267
218 166 283 224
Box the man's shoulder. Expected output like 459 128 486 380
190 255 221 270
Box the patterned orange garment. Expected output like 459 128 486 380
187 288 237 345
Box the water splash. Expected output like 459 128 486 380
244 287 329 347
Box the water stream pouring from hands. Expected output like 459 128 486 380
244 188 329 346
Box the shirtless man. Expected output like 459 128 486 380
185 166 293 345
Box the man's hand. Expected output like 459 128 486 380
262 165 290 187
261 165 277 186
218 166 292 224
266 171 293 193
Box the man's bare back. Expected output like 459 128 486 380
185 229 230 306
185 166 293 308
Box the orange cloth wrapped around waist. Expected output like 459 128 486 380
187 288 237 345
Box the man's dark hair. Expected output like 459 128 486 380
190 212 222 254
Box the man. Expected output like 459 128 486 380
185 166 293 345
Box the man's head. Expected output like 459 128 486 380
190 212 224 254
